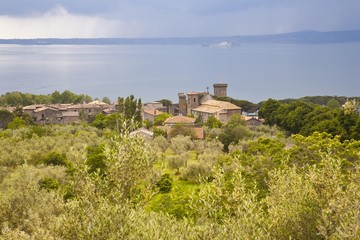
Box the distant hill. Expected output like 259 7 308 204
1 30 360 46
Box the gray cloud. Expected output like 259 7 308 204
0 0 359 38
0 5 140 38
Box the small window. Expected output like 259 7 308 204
194 98 196 103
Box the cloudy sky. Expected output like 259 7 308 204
0 0 359 38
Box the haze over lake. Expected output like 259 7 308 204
1 43 359 103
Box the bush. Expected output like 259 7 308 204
41 151 69 167
168 124 197 139
156 174 173 193
86 144 106 175
153 127 167 138
38 177 60 191
181 163 212 183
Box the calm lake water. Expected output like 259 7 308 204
0 43 359 103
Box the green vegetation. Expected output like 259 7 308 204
154 112 172 126
0 90 96 106
91 95 143 132
259 98 360 140
0 93 359 239
213 96 260 112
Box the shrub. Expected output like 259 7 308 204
153 127 167 138
85 144 106 175
168 124 197 139
41 151 69 167
38 177 60 191
181 163 212 183
156 173 173 193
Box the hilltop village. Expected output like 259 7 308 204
1 83 263 138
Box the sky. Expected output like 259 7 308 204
0 0 360 38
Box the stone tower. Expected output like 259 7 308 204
178 93 187 115
187 92 201 115
213 83 228 97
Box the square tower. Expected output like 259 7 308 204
213 83 228 97
178 93 187 115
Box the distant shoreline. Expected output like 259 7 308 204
1 30 360 46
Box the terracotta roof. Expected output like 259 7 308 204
193 127 204 139
164 115 195 125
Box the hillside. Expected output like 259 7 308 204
1 30 360 45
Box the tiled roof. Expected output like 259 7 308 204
193 127 204 139
192 100 241 114
34 106 59 113
23 104 45 110
164 115 195 125
242 115 265 122
130 128 154 137
88 100 109 106
187 91 203 95
201 100 241 110
143 106 164 116
49 104 72 111
67 104 101 109
192 105 222 114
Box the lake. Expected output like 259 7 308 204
0 43 359 103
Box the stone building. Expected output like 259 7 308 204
177 82 229 116
191 100 242 123
32 106 61 124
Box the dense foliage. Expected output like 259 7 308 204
279 95 360 106
259 98 360 140
0 92 359 239
91 95 143 132
0 119 358 239
213 96 260 113
0 90 96 106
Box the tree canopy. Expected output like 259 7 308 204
259 99 360 140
